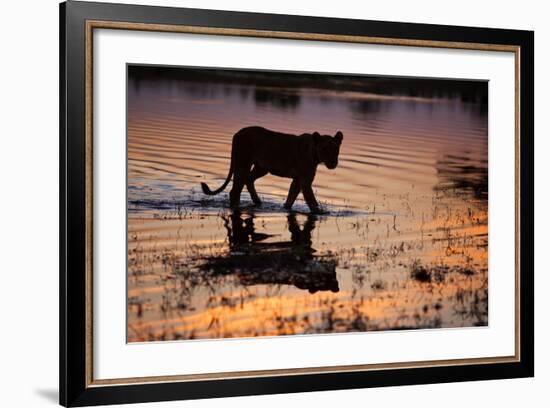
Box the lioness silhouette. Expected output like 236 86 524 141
201 126 343 213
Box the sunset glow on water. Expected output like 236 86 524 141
127 66 488 341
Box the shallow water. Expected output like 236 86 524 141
127 68 488 341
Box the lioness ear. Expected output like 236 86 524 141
313 131 321 143
335 131 343 144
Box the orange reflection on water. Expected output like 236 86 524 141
127 69 488 341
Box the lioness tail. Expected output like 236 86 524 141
201 162 233 196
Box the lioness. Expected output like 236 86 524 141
201 126 343 213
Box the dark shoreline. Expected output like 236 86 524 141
128 64 488 105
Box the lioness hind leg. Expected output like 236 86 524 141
284 179 300 210
230 180 244 208
230 167 248 209
247 165 268 206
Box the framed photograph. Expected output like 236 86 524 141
60 1 534 406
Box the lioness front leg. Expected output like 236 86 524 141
284 179 300 210
301 182 323 214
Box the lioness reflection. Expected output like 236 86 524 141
200 212 339 294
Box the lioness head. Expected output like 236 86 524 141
313 131 343 169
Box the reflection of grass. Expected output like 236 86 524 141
370 279 387 291
410 259 480 284
410 259 434 283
